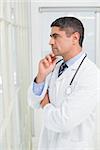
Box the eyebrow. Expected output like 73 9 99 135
50 33 61 37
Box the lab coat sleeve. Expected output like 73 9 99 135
27 73 52 109
43 69 100 133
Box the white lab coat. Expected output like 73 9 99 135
28 53 100 150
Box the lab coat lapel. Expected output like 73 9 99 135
56 64 77 81
56 53 86 81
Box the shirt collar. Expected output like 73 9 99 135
65 51 85 67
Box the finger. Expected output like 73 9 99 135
50 53 56 61
43 58 50 67
52 56 56 62
52 58 56 66
45 55 52 63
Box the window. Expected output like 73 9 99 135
41 11 96 62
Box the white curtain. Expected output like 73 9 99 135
0 1 32 150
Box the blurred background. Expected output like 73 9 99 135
0 0 100 150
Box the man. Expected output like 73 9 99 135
28 17 100 150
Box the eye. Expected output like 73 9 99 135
53 35 58 39
53 34 61 39
50 34 61 39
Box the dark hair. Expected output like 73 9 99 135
51 17 84 47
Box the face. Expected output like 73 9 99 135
49 26 79 59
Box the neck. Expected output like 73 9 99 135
63 47 82 61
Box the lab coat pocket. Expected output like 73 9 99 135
70 140 88 150
71 128 88 148
70 126 83 142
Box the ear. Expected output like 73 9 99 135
72 32 80 45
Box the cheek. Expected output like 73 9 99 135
55 41 61 49
64 39 72 48
60 41 69 49
56 40 64 47
56 39 72 51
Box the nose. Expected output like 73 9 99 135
49 37 55 45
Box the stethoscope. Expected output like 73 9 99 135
65 53 87 95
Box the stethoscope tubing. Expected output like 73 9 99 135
69 53 87 86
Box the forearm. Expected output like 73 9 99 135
27 73 52 109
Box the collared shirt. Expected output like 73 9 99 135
32 81 44 96
33 51 85 96
65 51 84 67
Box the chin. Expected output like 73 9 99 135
52 51 58 56
54 53 59 57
